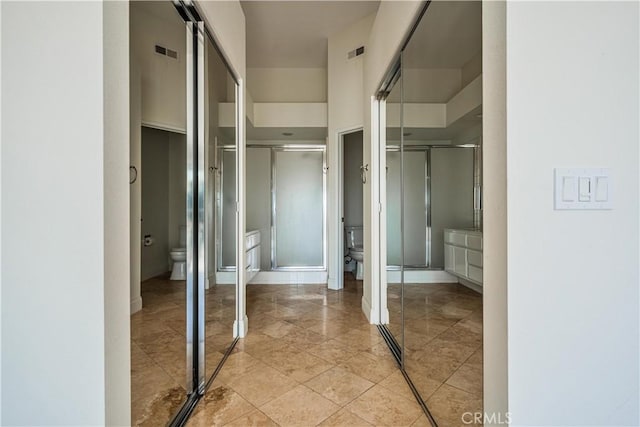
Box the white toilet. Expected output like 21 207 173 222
170 226 187 280
345 226 364 280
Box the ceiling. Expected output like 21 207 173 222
241 1 380 68
402 1 482 69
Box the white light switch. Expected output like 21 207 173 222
555 168 612 210
595 176 609 202
578 177 591 202
562 176 576 201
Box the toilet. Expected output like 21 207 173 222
345 226 364 280
170 226 187 280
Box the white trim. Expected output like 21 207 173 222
234 315 248 338
367 96 382 324
217 270 328 285
236 79 247 343
251 271 328 285
130 296 142 314
330 125 364 292
327 276 339 290
378 97 388 327
215 271 235 284
458 278 483 294
141 120 186 135
386 269 458 284
362 294 376 323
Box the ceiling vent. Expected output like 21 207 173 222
347 46 365 60
155 44 178 60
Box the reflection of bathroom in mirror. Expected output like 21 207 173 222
379 1 484 424
343 131 364 282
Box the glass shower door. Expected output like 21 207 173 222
273 149 325 270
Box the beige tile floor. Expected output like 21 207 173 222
131 274 236 426
388 282 483 427
187 277 428 427
132 274 482 427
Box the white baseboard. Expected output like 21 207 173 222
459 278 483 294
216 270 328 285
249 271 328 285
234 315 248 338
386 269 458 284
215 271 235 285
381 307 389 324
130 296 142 314
362 295 376 324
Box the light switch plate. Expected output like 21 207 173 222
554 168 612 210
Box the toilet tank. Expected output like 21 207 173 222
179 225 187 247
345 226 363 249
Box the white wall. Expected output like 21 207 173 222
1 1 129 424
327 13 375 290
343 131 364 228
103 2 131 423
505 2 639 425
0 2 3 419
130 1 186 132
247 68 327 102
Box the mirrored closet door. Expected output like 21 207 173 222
129 3 240 425
378 2 484 425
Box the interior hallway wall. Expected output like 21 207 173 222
505 2 639 424
247 68 327 102
130 1 186 132
1 1 130 424
327 13 375 290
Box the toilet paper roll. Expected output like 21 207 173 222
143 236 154 247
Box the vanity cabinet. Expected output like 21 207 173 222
245 230 261 283
444 229 483 287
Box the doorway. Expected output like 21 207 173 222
342 130 364 284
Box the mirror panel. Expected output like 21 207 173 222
400 1 484 423
129 2 189 425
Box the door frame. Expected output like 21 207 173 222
333 126 364 290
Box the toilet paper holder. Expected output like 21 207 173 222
143 235 154 247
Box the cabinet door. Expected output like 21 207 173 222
444 244 455 272
454 246 467 277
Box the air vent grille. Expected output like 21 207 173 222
347 46 365 59
155 44 178 60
